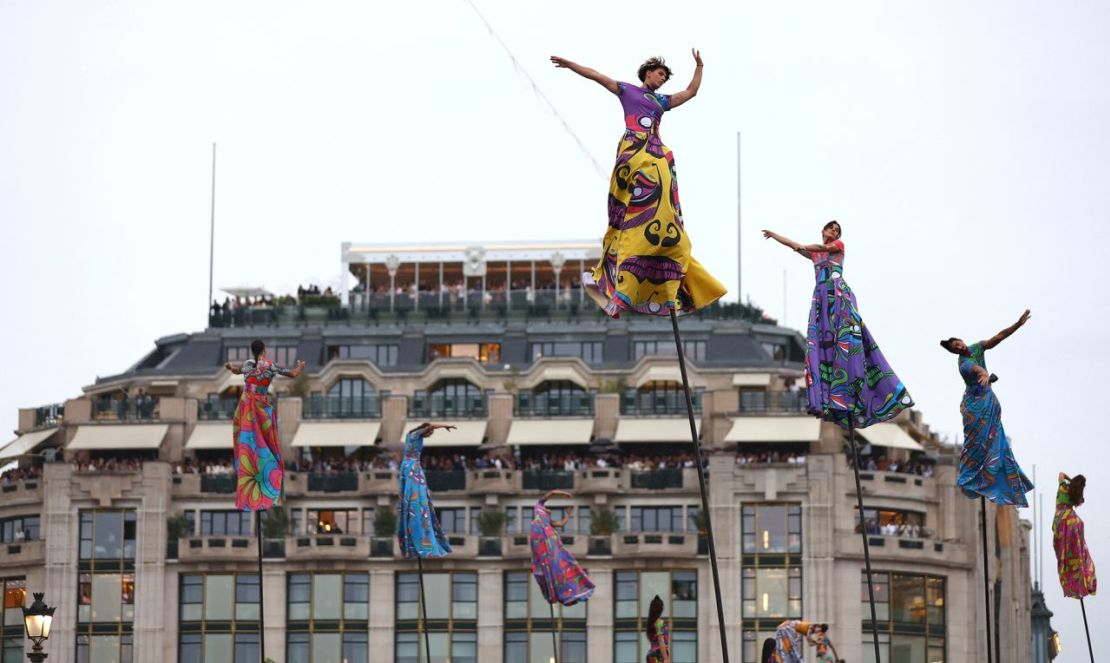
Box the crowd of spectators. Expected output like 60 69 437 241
859 517 927 538
74 457 144 473
97 390 158 420
0 465 42 484
735 451 807 465
209 284 337 327
173 459 234 475
847 453 934 477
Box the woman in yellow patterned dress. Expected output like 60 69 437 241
551 51 726 318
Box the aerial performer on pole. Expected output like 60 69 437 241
940 309 1034 663
397 423 456 663
1052 472 1096 662
225 339 305 663
552 48 731 661
763 222 913 663
530 490 594 663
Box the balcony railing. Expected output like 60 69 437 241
522 470 575 491
408 396 487 419
515 395 594 417
92 398 160 422
426 470 466 492
306 473 359 492
304 395 382 419
200 474 236 494
199 399 238 421
630 469 684 490
738 391 807 414
621 390 703 416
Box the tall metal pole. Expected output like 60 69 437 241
1081 597 1095 663
848 416 882 662
548 602 560 663
256 511 266 663
416 556 432 663
669 310 730 662
208 143 217 323
980 498 994 663
736 132 742 302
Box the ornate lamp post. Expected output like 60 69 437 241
21 592 54 663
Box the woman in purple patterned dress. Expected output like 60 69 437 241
530 489 595 606
551 51 726 318
763 221 912 428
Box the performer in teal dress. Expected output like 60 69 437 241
397 423 455 558
941 310 1034 506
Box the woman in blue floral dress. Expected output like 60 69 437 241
397 423 456 558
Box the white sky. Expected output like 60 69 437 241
2 0 1108 653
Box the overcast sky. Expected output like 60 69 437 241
2 0 1108 653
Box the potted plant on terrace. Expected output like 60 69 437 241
372 508 397 558
477 509 506 557
588 507 618 556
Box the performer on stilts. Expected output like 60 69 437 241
940 310 1035 506
770 620 834 663
552 48 731 660
397 423 455 663
763 222 913 662
530 490 594 663
941 310 1034 663
225 339 305 662
1052 471 1096 661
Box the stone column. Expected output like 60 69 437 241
477 567 503 661
42 463 77 663
133 462 171 663
586 567 613 662
369 568 395 662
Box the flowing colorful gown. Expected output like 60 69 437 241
645 618 670 663
584 80 726 318
771 620 811 663
1052 478 1097 598
529 500 594 606
397 430 451 558
814 636 837 663
804 240 912 428
232 358 290 511
955 342 1033 506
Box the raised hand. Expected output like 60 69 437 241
1016 309 1032 327
692 48 703 67
550 55 573 69
761 229 776 240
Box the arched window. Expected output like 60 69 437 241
410 379 486 418
516 381 594 416
308 378 380 418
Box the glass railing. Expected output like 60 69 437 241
92 398 161 421
200 475 236 494
515 394 594 417
306 473 358 492
620 391 703 416
304 395 382 419
425 470 467 491
34 403 64 429
199 399 239 421
629 469 684 489
408 396 487 419
522 470 575 491
738 391 807 413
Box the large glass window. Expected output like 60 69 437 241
305 378 381 418
395 572 477 662
426 343 501 364
327 344 399 367
516 381 594 416
79 510 137 560
436 508 467 535
633 339 707 362
614 571 697 662
741 503 803 661
504 571 587 662
621 382 703 415
77 510 137 663
200 510 252 537
2 578 26 663
856 508 927 538
286 574 369 663
861 572 946 663
306 509 360 535
178 574 261 662
530 341 604 363
410 379 487 418
0 515 40 543
629 506 687 533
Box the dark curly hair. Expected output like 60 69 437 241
637 56 672 83
1069 475 1087 506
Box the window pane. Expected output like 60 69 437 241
179 634 202 663
91 574 122 622
530 632 553 663
343 632 369 663
615 631 639 663
205 575 234 621
891 634 926 663
755 569 788 618
312 633 341 663
288 633 310 663
672 630 697 663
233 633 259 663
91 635 121 663
396 633 419 663
313 575 342 620
891 574 926 624
204 634 232 663
451 632 477 663
640 572 670 615
425 574 450 620
505 633 528 662
94 512 124 559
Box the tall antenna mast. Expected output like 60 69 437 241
207 143 217 323
736 132 742 302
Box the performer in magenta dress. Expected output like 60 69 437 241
530 489 594 606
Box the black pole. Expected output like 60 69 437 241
669 310 731 663
1081 597 1095 663
256 510 266 663
549 601 560 663
980 497 994 663
416 555 432 663
847 415 881 663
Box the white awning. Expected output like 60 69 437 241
402 421 487 447
0 429 60 462
529 366 589 389
292 421 382 448
614 418 700 443
732 373 772 387
857 423 924 451
69 425 169 451
506 419 593 446
184 424 233 450
724 416 821 443
633 366 683 388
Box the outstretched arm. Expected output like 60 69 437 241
553 505 574 529
550 56 619 95
762 230 814 259
668 49 703 109
1059 472 1069 483
983 309 1031 350
543 489 573 503
224 361 243 375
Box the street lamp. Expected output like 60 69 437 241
22 592 54 663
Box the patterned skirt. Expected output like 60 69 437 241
586 129 726 318
956 386 1033 507
530 518 595 606
804 273 912 428
397 458 451 558
772 621 805 663
1053 504 1097 598
232 392 284 511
